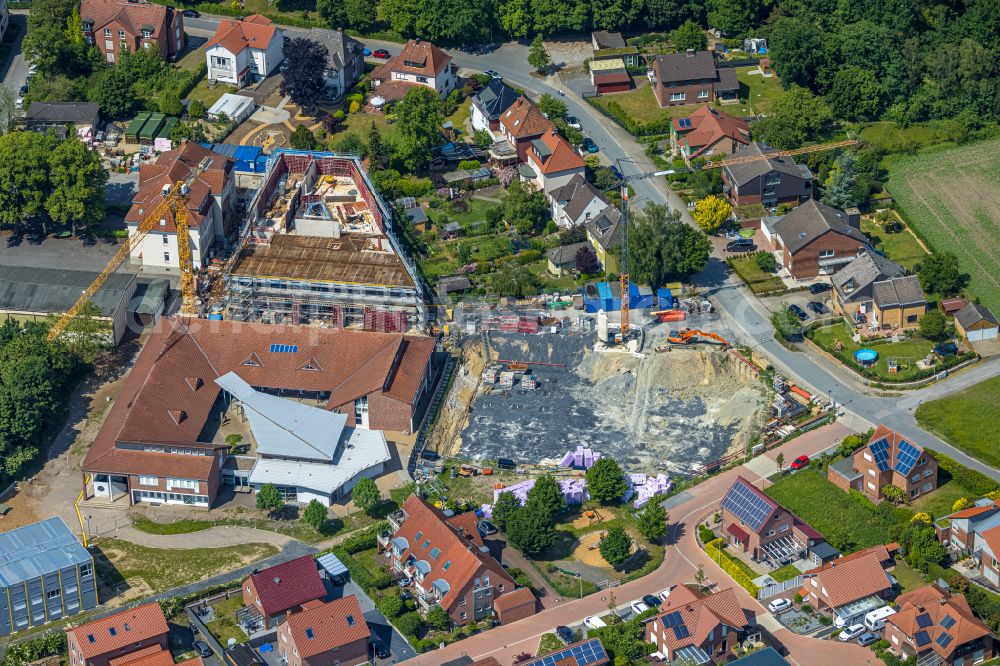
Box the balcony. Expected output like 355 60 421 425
377 529 392 548
417 593 439 612
387 510 407 532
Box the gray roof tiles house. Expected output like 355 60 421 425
872 275 926 308
546 241 591 266
653 50 717 84
0 517 92 588
301 28 363 71
724 142 811 187
956 302 1000 330
0 265 135 317
586 206 623 249
25 102 100 126
551 175 608 223
772 199 867 254
716 66 739 92
592 30 627 49
472 79 519 122
832 250 905 303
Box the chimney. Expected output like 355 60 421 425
686 49 695 57
845 206 861 229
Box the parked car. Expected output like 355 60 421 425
363 47 372 56
788 304 808 320
858 632 879 647
807 301 826 314
642 594 662 609
478 520 497 536
566 115 581 130
838 624 866 642
584 615 606 630
484 69 501 79
630 600 649 614
14 97 23 110
192 641 212 658
371 637 390 658
616 607 635 622
725 238 755 253
790 455 810 471
372 49 390 59
809 282 832 294
555 625 575 645
582 138 599 153
768 598 792 614
18 84 27 96
934 342 958 357
182 8 200 17
610 165 624 181
657 586 675 601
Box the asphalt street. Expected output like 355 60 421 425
1 14 29 99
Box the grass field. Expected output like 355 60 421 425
860 216 928 271
729 254 785 294
886 138 1000 313
809 322 937 381
915 374 1000 468
911 470 975 519
770 564 802 583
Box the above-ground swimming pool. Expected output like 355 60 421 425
854 348 879 366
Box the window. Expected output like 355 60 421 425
669 92 686 102
869 469 876 477
394 72 405 80
766 529 775 537
118 30 126 40
109 627 117 637
697 89 708 99
867 481 875 490
819 250 835 259
498 584 504 592
779 524 789 532
907 314 919 324
142 29 152 38
415 531 423 541
482 575 489 586
164 252 170 262
162 235 169 245
422 538 430 549
923 469 934 479
911 488 918 497
139 476 157 486
416 76 428 83
764 174 781 186
863 452 872 462
80 563 93 578
460 611 467 620
46 589 60 600
104 28 112 37
918 457 926 466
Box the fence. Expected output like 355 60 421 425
757 576 805 600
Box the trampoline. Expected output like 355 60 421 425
854 348 879 366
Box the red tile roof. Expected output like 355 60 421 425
804 543 897 574
890 586 991 660
207 15 278 54
653 587 752 652
500 96 554 140
947 504 998 520
109 650 174 666
725 523 749 542
108 646 166 666
247 555 326 617
68 603 168 660
81 0 171 41
381 39 452 78
672 106 749 158
806 553 892 608
593 72 632 85
980 525 1000 559
446 511 485 549
493 586 536 614
284 595 370 657
527 130 585 176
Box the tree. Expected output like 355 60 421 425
635 503 668 541
345 0 378 31
775 451 785 471
755 251 778 272
911 512 932 525
502 178 549 234
538 94 567 120
159 90 183 117
487 267 540 298
828 67 885 120
290 125 318 150
302 499 327 529
575 245 600 274
0 131 57 230
47 135 108 234
394 87 444 171
626 203 711 287
918 309 949 342
752 86 832 150
497 0 532 37
593 167 618 191
586 458 628 504
706 0 760 36
767 17 826 90
426 605 450 630
367 121 390 170
225 433 243 454
645 0 698 30
671 19 707 52
188 99 206 120
527 35 550 74
91 66 139 120
492 490 521 531
881 484 907 504
599 525 633 566
351 477 381 514
506 502 557 556
772 305 802 341
472 129 494 150
527 474 565 520
280 38 329 110
691 195 731 233
256 484 284 514
592 0 642 31
316 0 346 29
918 253 966 296
0 87 17 135
952 497 974 512
58 301 107 362
822 153 865 209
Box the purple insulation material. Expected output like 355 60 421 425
559 452 575 467
631 473 672 508
480 504 493 519
489 477 590 512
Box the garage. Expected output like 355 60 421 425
955 302 999 341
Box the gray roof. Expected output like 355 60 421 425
592 30 627 49
550 175 608 223
0 517 91 588
810 541 841 561
439 275 473 293
472 79 518 122
717 66 739 92
872 275 925 308
832 250 904 303
585 206 623 249
828 457 862 482
215 371 346 462
546 241 591 266
653 50 717 84
956 302 999 330
300 28 364 70
131 279 170 315
25 102 100 126
405 206 428 224
772 199 867 254
729 647 790 666
724 142 812 187
0 265 135 317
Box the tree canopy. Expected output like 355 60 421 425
691 195 731 234
280 39 329 110
506 500 557 556
302 499 328 529
351 477 382 514
393 87 444 172
918 252 967 296
635 503 668 541
492 490 521 531
586 458 628 504
626 203 711 287
599 525 633 566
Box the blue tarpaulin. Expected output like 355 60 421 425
582 281 657 313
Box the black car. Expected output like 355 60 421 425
807 301 826 314
18 84 28 96
788 304 808 320
478 520 497 536
726 238 755 253
555 625 575 645
371 638 390 658
192 641 212 658
809 282 831 294
642 594 662 609
935 342 959 356
182 8 200 17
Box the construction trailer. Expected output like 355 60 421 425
223 150 428 331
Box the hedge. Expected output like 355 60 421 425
159 582 240 618
339 521 389 554
705 538 760 596
1 632 66 666
327 545 394 591
926 449 1000 496
587 98 674 137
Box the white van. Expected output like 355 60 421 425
864 606 897 631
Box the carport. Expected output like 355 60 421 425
317 552 348 580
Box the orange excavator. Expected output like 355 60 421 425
666 328 731 348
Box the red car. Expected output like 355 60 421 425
372 49 391 59
790 455 810 471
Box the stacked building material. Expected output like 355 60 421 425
631 473 671 508
521 374 538 390
559 446 602 469
491 478 589 507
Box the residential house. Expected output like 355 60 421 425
955 303 1000 342
936 500 1000 553
546 241 591 277
827 425 938 502
67 603 168 666
974 525 1000 589
499 96 555 163
470 78 519 137
519 638 609 666
549 174 610 228
670 106 750 163
720 475 827 568
205 15 283 87
277 596 370 666
591 30 626 50
126 142 236 272
380 495 523 626
438 275 473 297
80 0 184 64
831 250 906 321
644 586 756 664
590 59 633 94
806 543 899 574
0 518 97 637
243 556 327 630
871 275 927 331
586 207 623 273
21 102 101 137
769 200 868 279
371 39 457 103
299 28 365 100
722 142 812 210
885 585 996 665
525 129 586 192
800 551 894 626
649 50 739 107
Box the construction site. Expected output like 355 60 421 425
218 150 428 331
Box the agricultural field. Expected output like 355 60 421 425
915 374 1000 468
885 138 1000 313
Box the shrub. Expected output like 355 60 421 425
426 606 451 631
704 538 760 596
339 522 388 553
377 589 404 618
819 615 832 625
928 449 1000 496
698 525 716 544
396 611 424 637
793 593 803 603
591 98 673 136
755 251 778 272
2 632 67 666
326 546 393 590
457 159 481 171
348 100 361 113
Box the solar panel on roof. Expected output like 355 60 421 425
662 611 684 628
678 118 692 128
535 639 607 666
894 439 920 475
672 624 691 640
936 632 953 648
915 630 931 646
940 614 956 629
916 613 933 628
869 437 891 471
268 343 299 353
721 479 774 532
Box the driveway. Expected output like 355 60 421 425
0 233 127 272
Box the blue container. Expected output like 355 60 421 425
208 313 224 320
854 348 878 365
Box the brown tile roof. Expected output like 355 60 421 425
68 603 168 660
947 504 998 520
890 586 991 659
494 586 536 614
725 523 749 542
81 0 170 40
446 511 485 548
653 587 752 652
108 646 167 666
248 555 326 617
390 39 452 77
109 650 174 666
207 15 278 54
804 543 897 574
653 50 717 84
393 495 516 613
285 595 370 657
593 72 632 85
673 106 749 158
527 130 585 176
807 552 892 608
500 96 554 140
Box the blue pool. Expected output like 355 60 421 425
854 348 879 366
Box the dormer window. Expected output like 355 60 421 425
142 29 153 38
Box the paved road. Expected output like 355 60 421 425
1 13 29 99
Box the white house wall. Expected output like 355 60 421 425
206 44 245 84
470 103 490 133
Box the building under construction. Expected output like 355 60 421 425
223 150 427 331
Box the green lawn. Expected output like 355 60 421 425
765 469 911 551
891 560 929 594
860 216 929 271
910 471 975 519
736 68 784 115
770 564 802 583
537 633 565 656
809 322 937 381
132 512 342 543
729 254 785 294
186 79 235 108
525 258 580 292
916 374 1000 469
204 595 247 646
